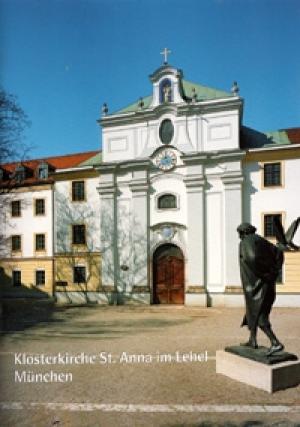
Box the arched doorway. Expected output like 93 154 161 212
153 244 184 304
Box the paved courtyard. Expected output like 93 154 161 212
0 303 300 426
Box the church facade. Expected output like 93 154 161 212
1 60 300 306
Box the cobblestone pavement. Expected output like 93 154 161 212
0 304 300 426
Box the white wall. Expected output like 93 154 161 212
243 158 300 245
103 108 240 164
150 174 187 227
0 188 53 258
55 176 101 253
102 94 241 164
202 110 240 152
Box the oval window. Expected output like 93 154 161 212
159 119 174 144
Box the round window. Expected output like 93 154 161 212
159 119 174 144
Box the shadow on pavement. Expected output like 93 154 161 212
163 421 300 427
1 302 195 340
1 298 58 333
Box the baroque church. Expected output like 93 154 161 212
1 52 300 306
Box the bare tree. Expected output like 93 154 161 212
55 190 101 304
54 191 148 305
0 89 31 255
0 88 30 163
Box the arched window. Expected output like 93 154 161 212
159 79 173 103
158 194 177 209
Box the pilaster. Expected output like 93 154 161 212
221 171 244 288
183 174 206 293
129 170 149 289
98 176 117 290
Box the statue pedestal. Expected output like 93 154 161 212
216 347 300 393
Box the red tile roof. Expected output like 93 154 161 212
1 150 99 171
0 150 99 188
284 128 300 144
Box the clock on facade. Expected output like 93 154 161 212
155 149 177 171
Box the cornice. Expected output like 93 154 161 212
207 150 246 162
97 182 116 195
99 97 243 128
95 163 117 174
183 174 206 188
119 159 151 171
221 171 244 186
181 152 208 164
129 180 149 193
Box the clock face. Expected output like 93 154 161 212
156 149 177 171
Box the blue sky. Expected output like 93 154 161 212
1 0 300 159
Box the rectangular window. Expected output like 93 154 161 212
72 224 86 245
158 194 177 209
263 163 281 187
11 235 21 252
13 270 21 286
35 234 46 251
11 200 21 217
36 270 45 286
35 199 45 215
72 181 85 201
38 164 48 179
264 214 282 238
15 166 26 182
73 266 86 283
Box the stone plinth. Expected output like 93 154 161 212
216 349 300 393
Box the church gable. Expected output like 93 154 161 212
100 60 242 163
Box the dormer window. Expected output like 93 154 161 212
159 79 173 103
37 162 49 179
15 165 26 182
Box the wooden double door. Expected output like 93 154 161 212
153 244 184 304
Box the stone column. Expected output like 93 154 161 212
129 170 149 294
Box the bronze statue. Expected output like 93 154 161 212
237 223 284 355
237 219 300 356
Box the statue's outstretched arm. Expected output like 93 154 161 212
286 217 300 249
273 216 287 246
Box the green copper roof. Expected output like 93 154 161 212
79 152 102 166
113 80 232 115
115 95 152 114
264 130 291 145
181 79 231 101
241 127 292 149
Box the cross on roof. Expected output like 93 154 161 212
160 48 171 65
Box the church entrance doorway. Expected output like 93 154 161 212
153 244 184 304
